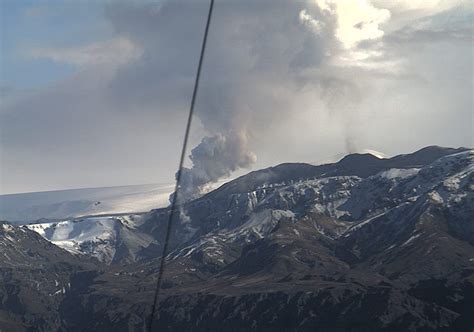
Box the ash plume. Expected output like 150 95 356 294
174 131 256 203
166 0 335 203
107 0 396 204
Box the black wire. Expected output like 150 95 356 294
147 0 215 330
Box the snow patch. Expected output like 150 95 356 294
428 191 444 204
401 233 421 247
379 168 420 180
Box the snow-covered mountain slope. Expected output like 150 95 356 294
23 146 468 264
26 214 158 264
156 150 472 271
114 147 469 277
0 183 174 224
22 146 472 269
121 149 471 331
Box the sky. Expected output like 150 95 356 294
0 0 472 195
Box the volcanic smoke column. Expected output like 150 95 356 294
173 130 256 203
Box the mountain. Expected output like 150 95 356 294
1 146 472 331
24 146 468 265
129 146 472 331
137 145 470 261
203 146 467 197
26 214 160 264
0 221 98 331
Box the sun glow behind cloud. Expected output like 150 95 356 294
315 0 390 49
299 0 393 71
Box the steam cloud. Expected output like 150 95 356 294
176 131 256 202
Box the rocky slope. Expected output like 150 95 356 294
0 221 99 331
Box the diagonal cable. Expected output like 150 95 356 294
147 0 215 330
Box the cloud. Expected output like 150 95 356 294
28 37 142 67
299 9 325 34
1 0 472 194
373 0 468 13
177 131 256 201
314 0 390 49
104 0 341 199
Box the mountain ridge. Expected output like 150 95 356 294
202 145 468 198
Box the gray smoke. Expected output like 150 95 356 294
175 131 256 202
166 0 336 202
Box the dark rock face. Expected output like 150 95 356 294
0 221 99 331
0 146 473 331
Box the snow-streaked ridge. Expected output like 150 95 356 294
26 214 156 264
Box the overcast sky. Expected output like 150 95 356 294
1 0 472 195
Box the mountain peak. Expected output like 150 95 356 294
388 146 468 168
338 152 383 165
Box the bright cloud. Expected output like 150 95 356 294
299 9 325 34
315 0 390 49
300 0 391 70
373 0 468 13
